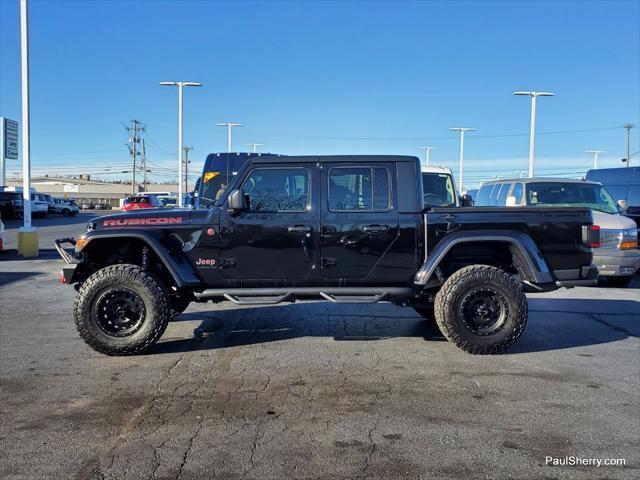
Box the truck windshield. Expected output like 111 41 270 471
526 182 618 214
422 173 456 208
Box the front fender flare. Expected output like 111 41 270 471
80 230 201 287
413 230 553 286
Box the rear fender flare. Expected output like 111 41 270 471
414 230 553 285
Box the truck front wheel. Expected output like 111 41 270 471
73 264 170 355
434 265 527 354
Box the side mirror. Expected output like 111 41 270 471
460 194 473 207
617 199 628 212
227 189 247 215
506 195 518 207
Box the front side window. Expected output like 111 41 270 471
242 168 309 212
488 183 504 206
329 166 391 211
475 185 493 205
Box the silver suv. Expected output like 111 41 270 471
476 177 639 287
50 198 79 217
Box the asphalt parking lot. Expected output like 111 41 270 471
1 213 639 480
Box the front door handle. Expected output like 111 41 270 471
362 224 389 233
287 225 312 233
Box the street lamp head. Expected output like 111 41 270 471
159 81 178 86
513 91 555 97
217 123 244 127
182 82 203 87
449 127 477 132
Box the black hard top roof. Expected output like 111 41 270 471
251 155 420 164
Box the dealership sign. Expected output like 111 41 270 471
2 118 18 160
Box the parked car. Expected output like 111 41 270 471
30 193 49 218
475 177 639 286
50 197 79 216
93 203 113 210
44 194 55 212
586 166 640 227
0 191 23 218
122 195 164 211
56 155 598 356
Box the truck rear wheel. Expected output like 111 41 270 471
73 264 170 355
434 265 527 354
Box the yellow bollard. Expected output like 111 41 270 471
17 229 39 257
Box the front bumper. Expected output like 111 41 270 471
594 249 640 277
54 237 81 284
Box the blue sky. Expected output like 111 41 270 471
1 0 639 188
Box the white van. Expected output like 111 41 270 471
475 178 639 287
421 166 460 208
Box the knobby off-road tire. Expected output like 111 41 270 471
73 264 170 356
434 264 527 354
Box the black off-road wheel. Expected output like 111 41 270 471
73 264 171 356
434 264 527 354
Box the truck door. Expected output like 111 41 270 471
320 162 400 282
218 164 318 280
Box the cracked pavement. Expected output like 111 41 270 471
0 216 639 479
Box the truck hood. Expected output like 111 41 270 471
592 210 636 230
90 208 212 230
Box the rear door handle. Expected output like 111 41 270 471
287 225 312 233
362 224 389 233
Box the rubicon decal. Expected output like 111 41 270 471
195 257 216 267
103 217 183 227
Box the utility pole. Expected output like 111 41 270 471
183 146 193 193
141 138 147 192
586 150 605 170
126 120 144 195
449 128 476 192
623 123 635 167
417 146 437 166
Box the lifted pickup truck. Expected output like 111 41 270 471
55 155 599 356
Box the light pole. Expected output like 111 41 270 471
623 123 635 167
417 146 437 166
217 122 243 182
18 0 38 257
449 128 476 192
246 143 264 153
159 81 202 207
586 150 605 169
513 91 555 177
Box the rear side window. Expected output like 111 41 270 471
488 183 504 206
511 183 523 204
496 183 511 205
242 167 309 212
329 166 391 211
475 185 493 205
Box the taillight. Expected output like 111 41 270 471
582 224 600 248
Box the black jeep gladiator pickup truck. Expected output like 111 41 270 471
55 155 599 356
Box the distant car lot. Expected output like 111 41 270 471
0 215 638 479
